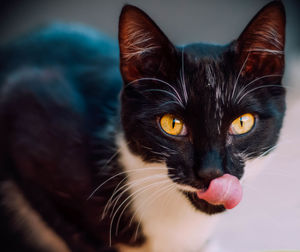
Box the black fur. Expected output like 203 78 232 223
0 1 286 251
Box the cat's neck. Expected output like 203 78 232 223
117 135 220 252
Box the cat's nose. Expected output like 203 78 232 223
196 166 224 183
195 150 224 186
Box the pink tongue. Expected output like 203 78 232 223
196 174 243 209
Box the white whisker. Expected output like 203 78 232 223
231 52 249 101
180 46 188 104
157 143 177 154
115 178 177 236
234 74 283 103
237 84 284 104
108 179 171 246
108 174 169 219
87 167 173 200
142 88 184 108
247 48 284 55
133 183 177 241
101 176 128 219
128 177 178 228
127 77 184 107
140 145 170 158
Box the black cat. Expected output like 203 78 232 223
0 1 285 252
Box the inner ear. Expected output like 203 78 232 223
235 1 286 78
119 5 177 84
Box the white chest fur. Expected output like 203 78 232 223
117 138 219 252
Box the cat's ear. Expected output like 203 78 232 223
235 1 285 77
119 5 176 84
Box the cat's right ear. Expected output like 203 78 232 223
118 5 176 84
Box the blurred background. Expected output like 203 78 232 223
0 1 299 251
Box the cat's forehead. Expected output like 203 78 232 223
182 43 232 86
177 43 236 134
183 43 229 59
179 43 233 106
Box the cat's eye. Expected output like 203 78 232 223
159 114 187 136
229 113 255 135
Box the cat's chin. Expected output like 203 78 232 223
184 192 226 215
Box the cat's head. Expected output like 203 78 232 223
118 1 286 214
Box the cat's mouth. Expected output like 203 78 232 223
176 174 243 214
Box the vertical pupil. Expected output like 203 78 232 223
240 117 244 127
172 118 176 128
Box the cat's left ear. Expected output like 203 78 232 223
235 1 286 77
119 5 177 84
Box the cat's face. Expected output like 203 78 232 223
118 2 286 214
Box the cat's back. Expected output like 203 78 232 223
0 23 123 129
0 23 119 72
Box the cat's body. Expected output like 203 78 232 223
0 24 124 252
0 2 286 252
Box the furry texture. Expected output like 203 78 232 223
0 1 286 252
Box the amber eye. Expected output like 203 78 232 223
229 113 255 135
159 114 187 136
